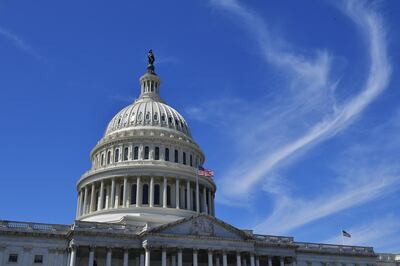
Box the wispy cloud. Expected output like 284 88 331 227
197 0 395 235
0 26 44 61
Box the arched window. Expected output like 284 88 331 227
183 152 186 165
107 151 111 164
101 154 104 166
123 147 129 161
131 184 137 205
167 185 171 206
133 146 139 160
144 146 149 160
155 147 160 160
114 149 120 163
165 148 169 161
154 184 160 205
174 149 179 163
190 155 193 167
142 184 149 204
119 185 124 206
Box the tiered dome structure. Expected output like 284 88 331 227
76 51 216 226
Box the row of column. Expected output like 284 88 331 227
77 176 215 218
68 246 290 266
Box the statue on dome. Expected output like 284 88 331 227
147 49 156 74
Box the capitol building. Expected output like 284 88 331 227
0 52 398 266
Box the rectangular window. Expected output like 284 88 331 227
8 254 18 263
174 149 179 163
34 255 43 264
133 146 139 160
123 147 129 161
183 152 186 165
155 147 160 160
144 146 149 160
190 155 193 167
165 148 169 161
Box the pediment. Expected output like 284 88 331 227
147 214 252 240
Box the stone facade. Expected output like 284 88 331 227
0 55 398 266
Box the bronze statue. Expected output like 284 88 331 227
147 49 155 74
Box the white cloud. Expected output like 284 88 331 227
202 0 395 235
0 26 44 61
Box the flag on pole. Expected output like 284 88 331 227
198 166 214 177
342 230 351 238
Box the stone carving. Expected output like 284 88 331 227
190 218 214 236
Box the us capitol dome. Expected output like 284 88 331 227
76 50 215 226
0 50 397 266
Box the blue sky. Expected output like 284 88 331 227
0 0 399 252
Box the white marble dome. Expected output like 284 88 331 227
105 97 192 137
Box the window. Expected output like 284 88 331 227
144 146 149 160
123 147 129 161
101 154 104 166
8 254 18 263
133 146 139 160
167 185 171 206
174 149 179 163
119 185 124 206
161 114 166 122
107 151 111 164
190 155 193 167
114 149 119 163
34 255 43 264
102 188 107 209
142 184 149 204
131 184 137 205
165 148 169 161
183 152 186 165
155 147 160 160
154 184 160 205
168 116 172 124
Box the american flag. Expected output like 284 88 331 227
198 166 214 177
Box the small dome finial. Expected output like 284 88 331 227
147 49 156 74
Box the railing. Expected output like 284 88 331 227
254 234 294 244
73 220 142 234
377 253 400 262
296 242 374 255
0 220 69 233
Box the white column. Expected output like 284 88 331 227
105 184 110 209
208 250 213 266
163 177 167 208
110 178 115 208
106 248 112 266
178 249 183 266
136 177 142 207
223 252 228 266
175 178 180 209
150 177 154 207
83 187 88 214
115 183 120 208
203 187 207 213
140 253 145 266
186 181 191 210
251 254 255 266
145 249 151 266
216 256 221 266
123 177 128 208
162 249 167 266
98 181 104 210
88 247 95 266
268 257 272 266
69 247 77 266
280 257 285 266
193 250 198 266
196 179 200 213
123 249 129 266
76 190 82 218
90 183 96 212
237 253 242 266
